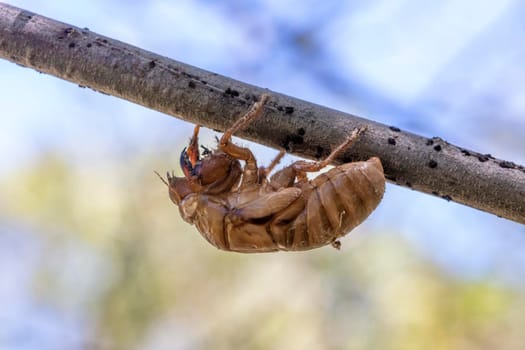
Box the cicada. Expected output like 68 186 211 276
157 94 385 252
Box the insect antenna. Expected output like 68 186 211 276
154 170 170 187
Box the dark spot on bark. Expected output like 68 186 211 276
406 182 412 188
478 154 490 162
297 128 305 136
315 146 324 159
12 11 34 31
200 80 207 84
426 139 434 146
148 60 156 69
387 138 396 145
86 43 92 48
282 134 304 150
224 88 239 97
245 93 258 102
499 161 516 169
277 106 283 112
285 106 294 114
432 191 439 196
64 27 73 34
78 85 86 88
102 39 108 43
188 81 196 88
68 42 76 48
461 149 471 156
441 195 452 201
428 160 438 168
433 145 442 152
389 126 401 132
57 36 64 40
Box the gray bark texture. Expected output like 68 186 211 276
1 3 524 224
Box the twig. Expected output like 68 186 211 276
0 3 524 224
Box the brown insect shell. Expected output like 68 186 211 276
225 157 385 252
171 156 385 252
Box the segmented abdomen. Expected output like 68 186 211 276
286 157 385 251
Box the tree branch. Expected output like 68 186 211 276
1 3 524 224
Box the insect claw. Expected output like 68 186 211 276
201 145 211 156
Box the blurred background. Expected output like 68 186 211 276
1 1 525 349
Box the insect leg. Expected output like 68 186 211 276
259 150 286 182
270 127 366 187
292 127 366 173
219 94 270 187
269 165 298 188
221 94 270 141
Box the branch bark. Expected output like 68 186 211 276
1 3 524 224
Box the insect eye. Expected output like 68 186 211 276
180 147 194 178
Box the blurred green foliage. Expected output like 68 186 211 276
2 152 525 350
